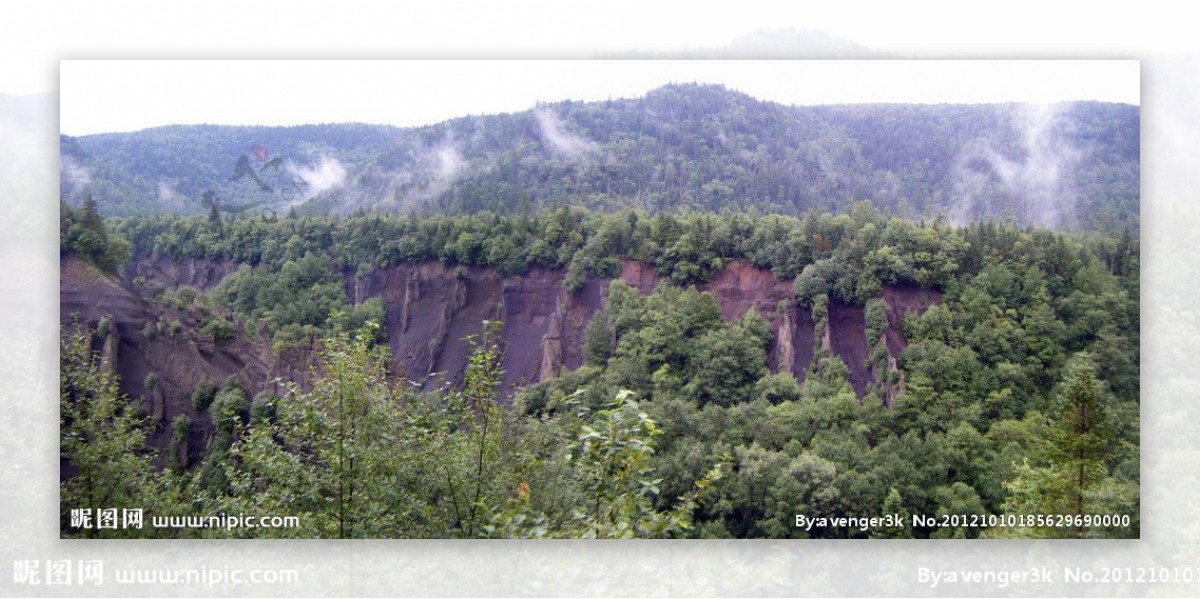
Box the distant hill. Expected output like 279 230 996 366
60 83 1139 232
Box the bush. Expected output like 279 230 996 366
167 415 192 474
223 375 246 393
271 323 319 354
96 316 114 339
865 298 889 346
210 386 249 432
191 379 218 413
250 391 278 425
176 287 199 306
755 372 802 405
202 314 236 341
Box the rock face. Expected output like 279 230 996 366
695 261 810 375
62 253 942 456
124 253 241 292
359 263 589 394
881 284 942 357
828 300 872 396
61 255 273 462
350 258 941 398
619 259 661 295
878 284 944 405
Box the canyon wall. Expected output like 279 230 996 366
62 256 275 467
63 253 942 454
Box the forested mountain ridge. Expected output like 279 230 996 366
61 84 1139 232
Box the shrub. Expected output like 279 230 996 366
202 314 236 341
250 391 278 425
191 379 218 413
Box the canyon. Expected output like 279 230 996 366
61 253 941 464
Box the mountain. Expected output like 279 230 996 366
60 83 1139 231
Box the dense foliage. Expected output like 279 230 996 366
113 203 1137 328
61 320 721 538
64 85 1138 233
60 196 130 273
514 247 1138 538
63 200 1139 538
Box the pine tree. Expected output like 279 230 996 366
1049 353 1113 535
997 353 1116 538
872 487 912 538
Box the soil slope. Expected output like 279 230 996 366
62 253 941 455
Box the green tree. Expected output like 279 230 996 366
864 297 888 346
582 310 614 367
61 196 130 273
195 379 248 495
216 321 511 538
872 487 912 538
685 321 769 407
490 390 724 538
930 482 987 538
167 415 192 475
221 324 415 537
191 379 218 413
998 354 1119 538
453 320 507 537
60 324 154 537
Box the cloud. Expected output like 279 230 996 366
156 180 189 211
436 144 463 180
398 141 464 209
287 154 347 198
952 103 1080 229
534 107 597 159
408 139 466 204
340 134 467 215
59 154 92 201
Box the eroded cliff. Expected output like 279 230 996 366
61 256 275 467
62 253 941 455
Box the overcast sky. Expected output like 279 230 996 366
1 0 1189 99
59 60 1138 136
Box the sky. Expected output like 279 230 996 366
1 0 1191 100
59 59 1138 136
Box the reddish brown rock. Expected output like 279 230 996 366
62 253 942 462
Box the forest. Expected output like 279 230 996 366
60 196 1140 538
61 84 1140 233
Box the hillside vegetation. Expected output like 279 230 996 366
60 202 1139 538
62 84 1139 233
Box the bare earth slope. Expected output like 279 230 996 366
62 254 940 454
